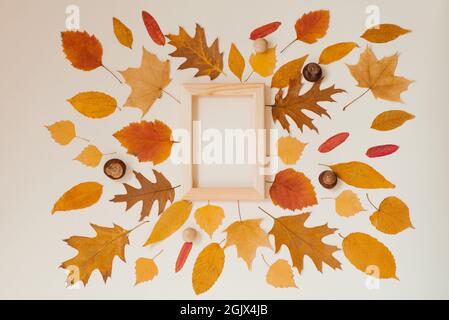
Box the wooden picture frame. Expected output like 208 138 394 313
179 83 265 201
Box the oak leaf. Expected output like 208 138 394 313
347 47 413 103
271 78 344 133
167 24 223 80
143 201 192 246
61 223 130 285
113 17 133 49
113 120 174 164
111 170 175 221
369 196 413 234
249 47 276 77
267 210 341 273
194 204 225 238
192 243 225 295
371 110 415 131
335 190 365 217
61 31 103 71
266 259 297 288
223 219 271 270
46 120 76 146
135 257 158 285
277 136 306 165
52 182 103 214
270 168 317 211
342 232 398 279
361 24 411 43
319 42 358 65
271 55 308 88
119 48 171 117
228 43 245 81
74 145 103 167
67 91 117 119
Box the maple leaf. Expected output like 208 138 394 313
167 24 223 80
261 208 341 273
119 48 171 117
224 219 271 270
111 170 175 221
61 223 130 285
345 46 413 110
271 78 344 133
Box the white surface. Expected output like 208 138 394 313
0 0 449 299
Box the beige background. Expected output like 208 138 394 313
0 0 448 299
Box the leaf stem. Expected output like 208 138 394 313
237 200 242 221
128 220 150 234
152 249 164 260
261 254 270 267
342 88 371 111
75 136 90 142
280 39 296 54
243 71 254 83
162 89 181 104
365 193 379 211
258 206 277 221
102 64 123 84
265 180 274 184
102 152 117 156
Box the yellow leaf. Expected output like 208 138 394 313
266 259 297 288
52 182 103 214
68 91 117 119
371 110 415 131
329 161 395 189
335 190 365 217
342 232 398 280
46 120 76 146
143 200 192 246
249 47 276 77
277 136 306 165
224 219 271 270
228 43 245 81
135 258 158 285
361 24 411 43
271 55 308 88
194 204 225 238
74 145 103 167
113 17 133 49
369 196 413 234
192 243 225 295
319 42 358 65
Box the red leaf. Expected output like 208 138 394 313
366 144 399 158
249 21 281 40
142 11 165 46
318 132 349 153
175 242 193 273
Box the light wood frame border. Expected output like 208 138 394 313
179 83 265 201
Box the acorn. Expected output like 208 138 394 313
303 62 323 82
319 170 338 189
103 159 126 180
253 38 268 53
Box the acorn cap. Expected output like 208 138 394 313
319 170 338 189
103 159 126 180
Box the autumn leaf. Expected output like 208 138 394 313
61 223 130 285
113 120 174 164
371 110 415 131
368 195 413 234
249 21 282 40
344 47 413 110
61 31 103 71
74 145 103 167
111 170 175 221
142 11 165 46
194 204 225 238
224 219 271 270
46 120 76 146
249 47 276 77
176 242 193 273
135 257 158 285
319 42 358 65
366 144 399 158
334 190 365 217
270 168 317 210
263 208 341 273
277 136 306 165
271 78 344 133
342 232 398 279
167 24 223 80
228 43 245 81
271 55 308 89
52 182 102 214
119 48 171 117
266 259 297 288
192 243 225 295
361 24 411 43
143 201 192 246
327 161 395 189
67 91 117 119
318 132 350 153
113 17 133 49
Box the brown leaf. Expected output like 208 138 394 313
61 31 103 71
167 24 223 80
111 170 175 221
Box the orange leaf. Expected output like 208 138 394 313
361 24 411 43
61 31 103 71
142 11 165 46
319 42 359 65
295 10 330 44
113 120 174 164
270 168 317 210
113 17 133 49
52 182 103 214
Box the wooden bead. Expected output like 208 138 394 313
103 159 126 180
183 228 197 242
319 170 338 189
303 62 323 82
253 38 268 53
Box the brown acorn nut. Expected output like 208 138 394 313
103 159 126 180
319 170 338 189
303 62 323 82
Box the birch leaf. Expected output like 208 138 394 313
266 259 297 288
74 145 103 167
135 258 158 285
369 196 414 234
228 43 245 81
335 190 365 217
194 204 225 238
277 136 306 165
249 47 276 77
46 120 76 146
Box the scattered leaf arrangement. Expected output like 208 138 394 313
47 8 415 294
